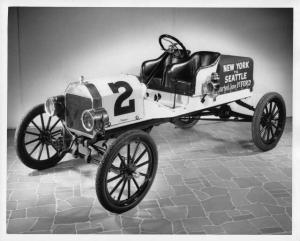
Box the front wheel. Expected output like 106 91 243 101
95 130 158 213
252 92 286 151
15 104 66 170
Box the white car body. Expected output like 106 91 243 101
71 64 252 136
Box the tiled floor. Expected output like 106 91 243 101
6 118 292 234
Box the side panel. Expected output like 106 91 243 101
93 75 145 126
104 88 253 132
217 55 254 95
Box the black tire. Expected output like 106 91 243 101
95 129 158 213
15 104 65 170
252 92 286 151
173 116 199 129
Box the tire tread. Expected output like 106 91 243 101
14 104 64 170
95 129 158 213
251 92 286 151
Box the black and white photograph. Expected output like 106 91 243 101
1 1 299 239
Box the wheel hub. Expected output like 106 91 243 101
119 157 137 177
39 130 52 143
261 113 273 127
125 162 136 175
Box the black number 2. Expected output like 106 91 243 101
108 81 135 116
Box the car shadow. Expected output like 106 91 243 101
28 125 262 177
28 156 96 177
188 127 262 156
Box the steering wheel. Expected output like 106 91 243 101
159 34 188 58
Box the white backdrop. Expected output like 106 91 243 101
7 7 293 128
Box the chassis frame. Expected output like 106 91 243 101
63 99 255 165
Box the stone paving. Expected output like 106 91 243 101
6 118 292 234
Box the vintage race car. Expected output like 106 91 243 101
15 34 286 213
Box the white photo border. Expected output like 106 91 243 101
0 1 298 241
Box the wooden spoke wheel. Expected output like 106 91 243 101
15 104 65 170
252 92 286 151
95 130 158 213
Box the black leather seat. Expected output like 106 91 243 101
140 53 170 88
164 51 220 95
140 50 190 89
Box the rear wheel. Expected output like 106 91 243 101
95 130 158 213
173 116 198 129
219 105 231 120
15 104 65 170
252 92 286 151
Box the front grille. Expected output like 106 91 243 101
65 93 93 135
